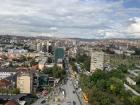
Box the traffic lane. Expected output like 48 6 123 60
62 79 81 105
32 97 46 105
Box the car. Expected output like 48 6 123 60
75 87 78 90
73 91 75 94
41 100 46 104
73 101 76 105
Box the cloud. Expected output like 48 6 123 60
126 17 140 37
0 0 139 38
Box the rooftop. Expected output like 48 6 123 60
0 79 11 87
0 67 17 72
5 100 20 105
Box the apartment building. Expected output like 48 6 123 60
17 71 33 94
90 51 105 72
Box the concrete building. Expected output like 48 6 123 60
90 51 104 72
54 47 65 63
0 68 17 80
17 71 33 94
5 100 20 105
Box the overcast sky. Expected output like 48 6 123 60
0 0 140 38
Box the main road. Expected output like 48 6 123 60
32 57 86 105
61 76 82 105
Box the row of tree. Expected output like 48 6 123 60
69 54 91 72
43 65 66 79
0 88 20 95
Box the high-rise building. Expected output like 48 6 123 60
36 43 42 52
54 47 65 63
90 51 104 72
17 71 33 94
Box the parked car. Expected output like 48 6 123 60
73 101 76 105
41 100 46 104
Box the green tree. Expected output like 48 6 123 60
136 73 140 85
118 64 128 73
130 96 140 105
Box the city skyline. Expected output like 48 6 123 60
0 0 140 39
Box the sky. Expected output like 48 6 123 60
0 0 140 39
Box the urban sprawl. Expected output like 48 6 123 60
0 35 140 105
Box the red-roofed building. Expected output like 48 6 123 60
0 79 11 88
5 100 20 105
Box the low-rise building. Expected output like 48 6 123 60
0 79 11 88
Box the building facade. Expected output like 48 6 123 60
90 51 104 72
17 72 33 94
54 47 65 63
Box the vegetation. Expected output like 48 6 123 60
43 65 66 79
136 73 140 85
110 54 140 66
12 56 38 67
0 88 20 95
76 54 90 71
79 65 140 105
71 62 77 72
134 48 140 55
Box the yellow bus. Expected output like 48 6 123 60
83 92 88 103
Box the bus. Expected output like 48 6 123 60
83 92 88 103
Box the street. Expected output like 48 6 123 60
32 77 84 105
32 57 87 105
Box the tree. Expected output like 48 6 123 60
117 64 128 73
136 73 140 85
130 96 140 105
90 70 106 83
88 87 112 105
43 65 66 79
70 62 77 72
76 54 91 71
12 88 20 94
107 77 124 95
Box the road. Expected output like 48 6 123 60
32 78 83 105
61 77 82 105
31 97 46 105
32 57 87 105
124 83 140 96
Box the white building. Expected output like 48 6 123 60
90 51 104 72
36 43 42 52
0 68 17 80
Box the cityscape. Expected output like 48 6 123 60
0 0 140 105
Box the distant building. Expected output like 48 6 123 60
17 71 33 94
0 68 17 80
36 43 42 52
90 51 104 72
47 41 53 54
54 48 65 63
